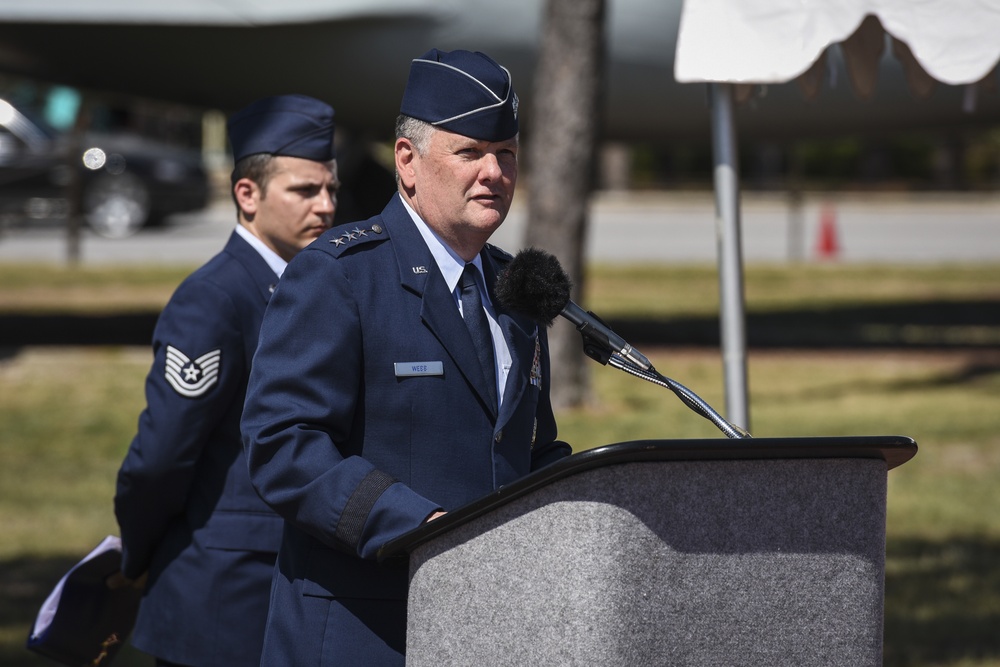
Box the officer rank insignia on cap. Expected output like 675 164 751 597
165 345 221 398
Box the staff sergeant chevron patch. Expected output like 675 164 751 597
165 345 222 398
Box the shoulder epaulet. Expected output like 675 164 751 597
324 221 388 257
485 243 514 265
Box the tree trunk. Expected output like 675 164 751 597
524 0 607 410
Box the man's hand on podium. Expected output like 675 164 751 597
425 511 448 523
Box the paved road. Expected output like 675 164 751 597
2 191 998 265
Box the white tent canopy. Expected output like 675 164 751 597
675 0 1000 86
671 0 1000 433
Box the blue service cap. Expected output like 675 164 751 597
400 49 519 142
227 94 335 162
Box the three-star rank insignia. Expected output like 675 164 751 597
165 345 221 398
330 224 383 248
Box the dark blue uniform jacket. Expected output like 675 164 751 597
115 231 284 666
242 194 571 665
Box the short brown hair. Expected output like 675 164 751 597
230 153 277 208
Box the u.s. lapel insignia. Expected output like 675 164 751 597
530 336 542 388
165 345 221 398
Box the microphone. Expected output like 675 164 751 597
495 247 653 371
495 247 749 438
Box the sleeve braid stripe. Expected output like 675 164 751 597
335 469 398 549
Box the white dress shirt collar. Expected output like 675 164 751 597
235 224 287 278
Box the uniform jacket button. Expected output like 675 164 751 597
494 430 503 443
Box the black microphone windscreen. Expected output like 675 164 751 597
494 247 572 327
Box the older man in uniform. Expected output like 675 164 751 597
241 49 572 665
114 94 338 667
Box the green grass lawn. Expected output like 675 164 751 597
2 262 998 315
1 262 999 666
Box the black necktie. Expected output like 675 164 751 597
460 263 497 411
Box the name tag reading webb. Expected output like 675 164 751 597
394 361 444 377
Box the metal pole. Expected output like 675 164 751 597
65 96 91 266
709 83 749 430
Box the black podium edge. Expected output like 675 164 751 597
378 435 917 561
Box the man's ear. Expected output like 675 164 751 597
233 178 260 218
395 138 417 190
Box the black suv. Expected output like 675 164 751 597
0 97 210 238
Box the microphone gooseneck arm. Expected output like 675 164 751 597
561 301 653 371
558 301 749 438
492 246 750 439
605 353 751 440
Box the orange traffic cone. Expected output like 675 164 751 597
816 204 840 259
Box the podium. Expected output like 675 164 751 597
380 436 917 666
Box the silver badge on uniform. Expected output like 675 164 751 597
165 345 221 398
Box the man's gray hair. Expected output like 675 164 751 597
395 115 435 156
